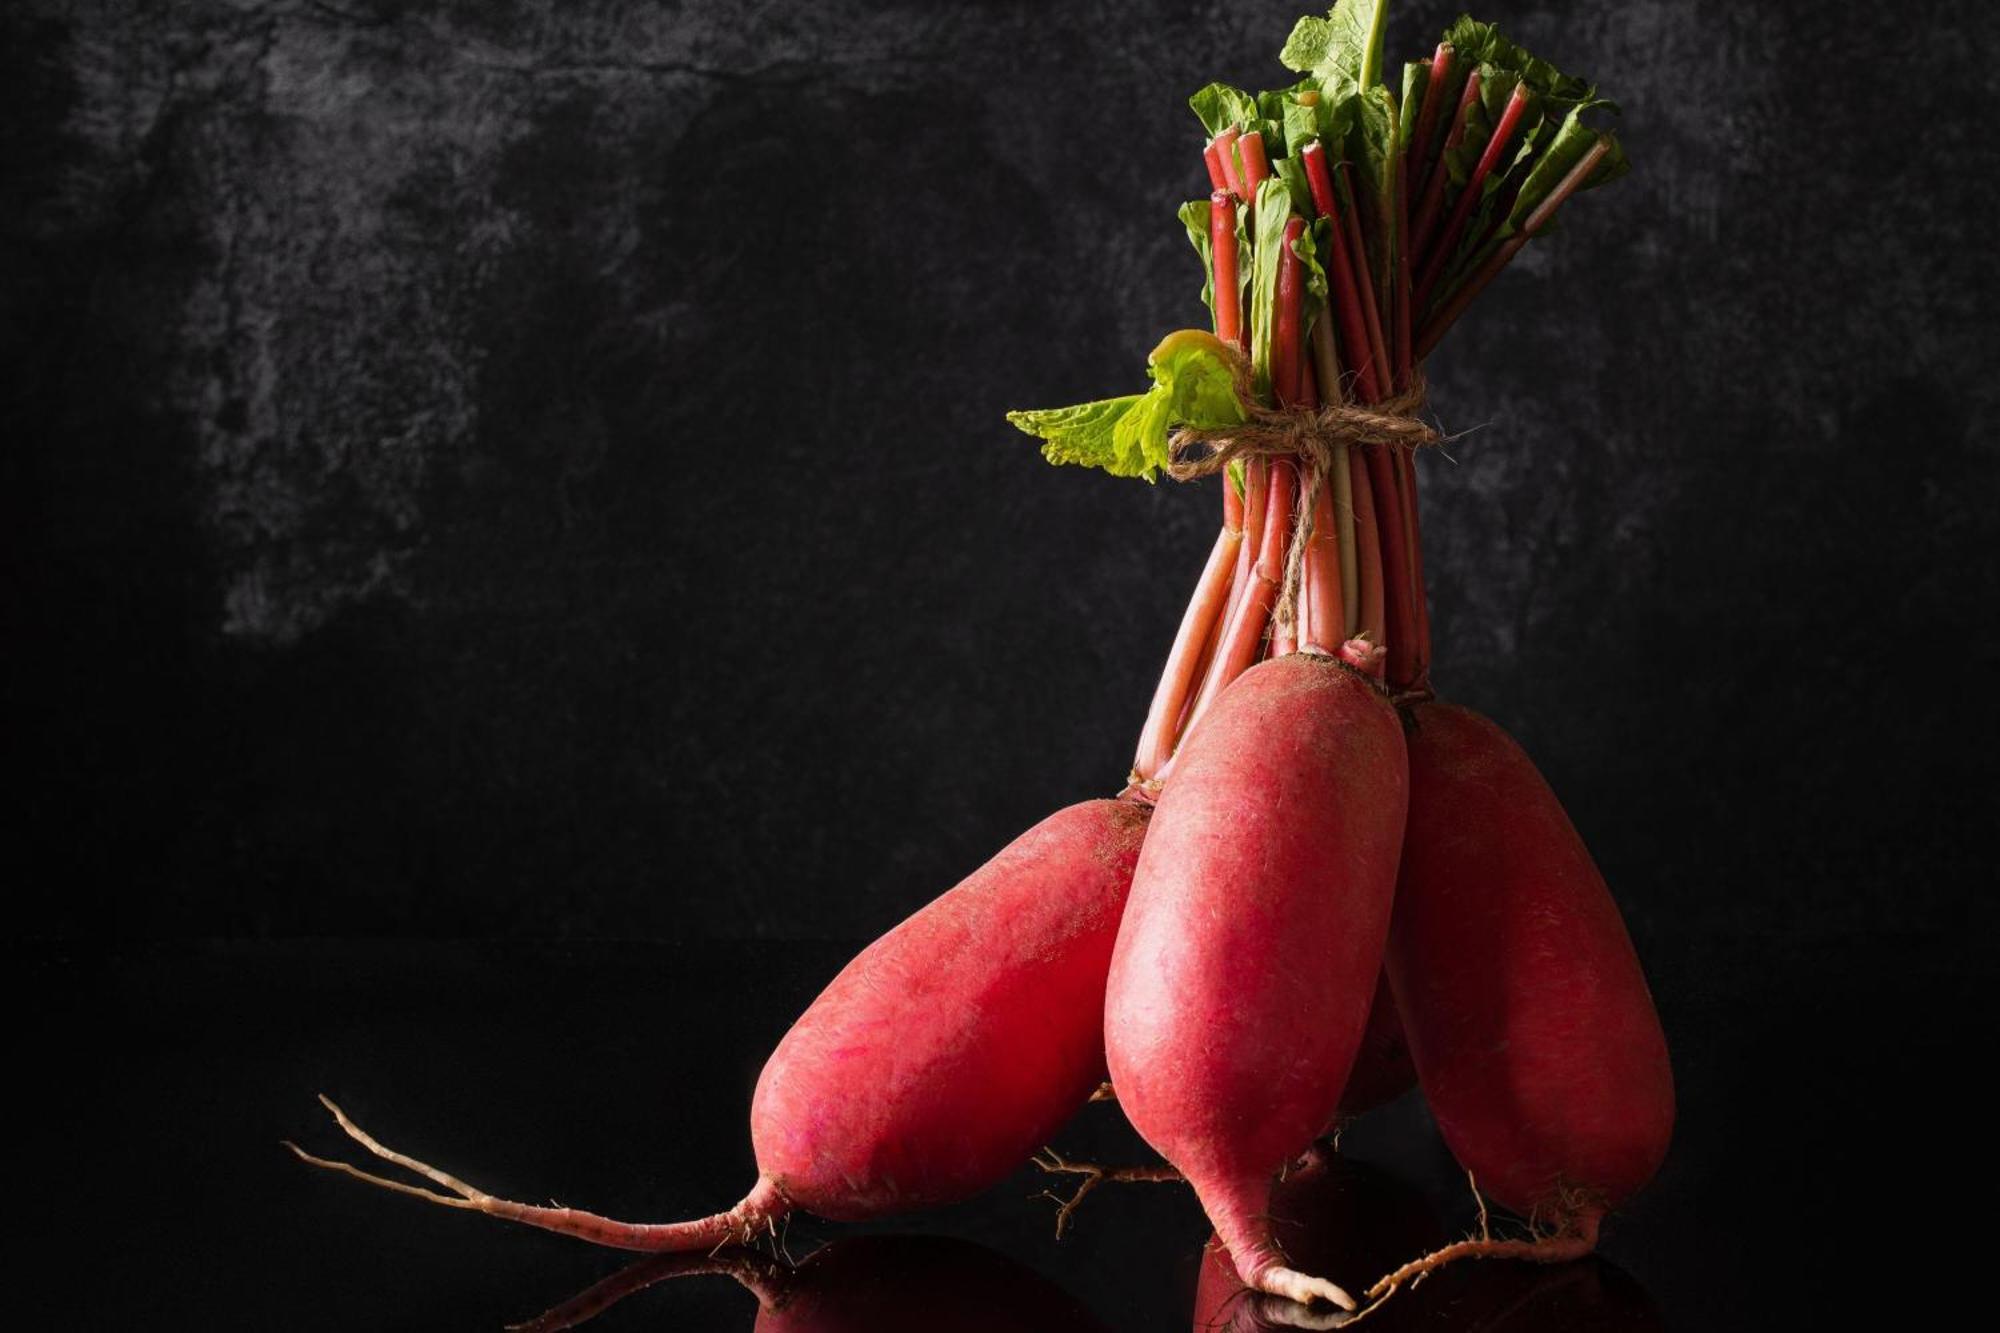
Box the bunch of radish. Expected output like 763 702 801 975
290 2 1671 1317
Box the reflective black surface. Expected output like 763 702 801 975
23 935 1976 1328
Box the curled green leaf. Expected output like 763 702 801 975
1006 330 1249 482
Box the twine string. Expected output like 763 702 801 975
1166 362 1440 636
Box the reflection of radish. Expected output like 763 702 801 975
1189 1150 1442 1333
291 800 1148 1248
516 1235 1111 1333
1373 703 1673 1295
1107 655 1407 1310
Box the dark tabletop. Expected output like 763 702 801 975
21 933 1976 1330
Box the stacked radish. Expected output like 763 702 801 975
1011 0 1670 1310
289 3 1670 1317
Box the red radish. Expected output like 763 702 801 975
1378 702 1673 1290
290 799 1150 1249
1106 654 1408 1310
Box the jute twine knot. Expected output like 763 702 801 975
1164 357 1441 638
1164 372 1438 483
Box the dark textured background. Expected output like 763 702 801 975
10 3 1995 1327
7 0 1995 956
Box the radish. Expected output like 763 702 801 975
290 799 1149 1248
1373 702 1673 1294
1105 653 1407 1310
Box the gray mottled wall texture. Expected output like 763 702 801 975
8 1 1995 949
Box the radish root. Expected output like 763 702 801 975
1030 1147 1183 1237
285 1095 787 1252
1258 1265 1359 1312
1356 1176 1603 1313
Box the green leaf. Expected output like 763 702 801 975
1006 331 1248 482
1248 177 1297 401
1442 67 1525 189
1281 96 1325 159
1178 195 1251 332
1344 84 1401 312
1442 105 1628 288
1279 2 1390 99
1441 15 1597 110
1006 396 1147 476
1508 104 1629 216
1399 60 1427 145
1178 199 1217 322
1189 81 1259 138
1273 155 1315 219
1296 215 1332 345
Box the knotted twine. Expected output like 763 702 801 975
1165 358 1441 637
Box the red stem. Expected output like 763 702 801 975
1208 191 1243 351
1301 144 1379 404
1398 448 1431 691
1237 130 1272 220
1274 217 1306 406
1133 524 1245 783
1337 162 1394 402
1415 138 1615 360
1366 444 1417 689
1301 480 1344 654
1211 126 1245 199
1393 147 1412 387
1415 83 1534 317
1409 68 1482 259
1348 449 1385 647
1202 137 1229 191
1187 460 1291 725
1407 46 1455 191
1214 457 1267 670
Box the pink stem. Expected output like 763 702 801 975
1214 457 1267 666
1398 448 1431 692
1407 46 1455 192
1209 191 1243 351
1409 69 1483 259
1132 525 1245 783
1393 146 1412 387
1202 137 1229 191
1366 444 1417 689
1349 449 1385 647
1414 82 1534 317
1301 479 1344 654
1414 138 1614 360
1237 130 1272 221
1274 217 1306 406
1337 162 1394 402
1187 460 1292 725
1301 143 1379 404
1211 126 1244 199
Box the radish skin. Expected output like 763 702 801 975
293 799 1150 1247
1106 655 1408 1309
754 799 1148 1220
1387 704 1674 1226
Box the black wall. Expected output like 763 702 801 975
8 0 1994 952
